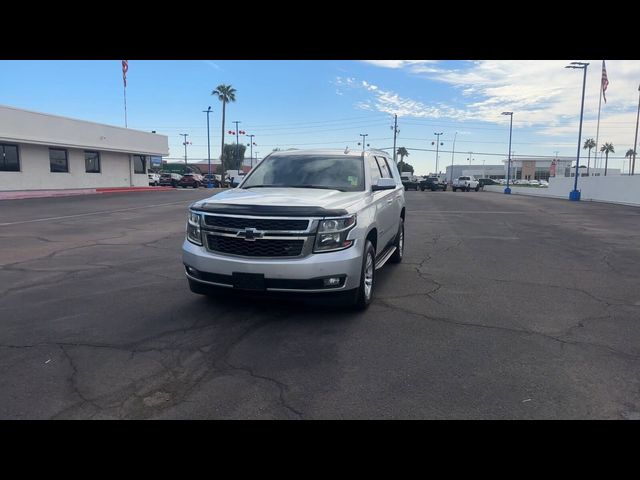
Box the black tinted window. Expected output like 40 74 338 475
242 155 365 192
0 144 19 172
133 155 146 174
49 148 68 173
85 151 100 173
375 156 393 179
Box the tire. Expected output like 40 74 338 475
475 185 480 192
420 186 425 191
443 186 447 191
452 187 457 192
188 278 211 296
353 240 376 310
466 186 471 192
389 217 404 264
431 186 436 192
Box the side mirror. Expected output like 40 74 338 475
372 178 396 191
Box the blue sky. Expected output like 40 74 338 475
2 60 639 174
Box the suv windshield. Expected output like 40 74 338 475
241 155 365 192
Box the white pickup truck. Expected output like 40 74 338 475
452 175 479 192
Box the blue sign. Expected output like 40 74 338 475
150 156 163 168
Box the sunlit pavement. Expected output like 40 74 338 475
1 189 640 419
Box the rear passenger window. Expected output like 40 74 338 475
368 157 382 185
375 156 393 179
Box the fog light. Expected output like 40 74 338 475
323 277 341 287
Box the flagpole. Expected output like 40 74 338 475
593 60 605 173
123 83 128 128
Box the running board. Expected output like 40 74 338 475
375 246 397 270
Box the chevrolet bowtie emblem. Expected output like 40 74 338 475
237 227 264 241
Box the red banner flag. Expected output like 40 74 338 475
122 60 129 87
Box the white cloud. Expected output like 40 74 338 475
361 60 438 69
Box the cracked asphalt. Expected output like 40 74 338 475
1 189 640 419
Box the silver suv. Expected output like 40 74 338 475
182 149 406 309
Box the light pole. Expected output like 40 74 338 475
502 112 513 194
450 131 458 183
246 134 256 168
633 83 640 176
203 107 213 188
432 132 443 173
565 62 590 201
358 134 369 151
179 133 190 168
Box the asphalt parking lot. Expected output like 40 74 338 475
1 188 640 419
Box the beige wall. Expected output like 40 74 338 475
0 144 149 191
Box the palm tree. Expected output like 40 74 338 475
396 147 409 172
211 84 236 184
625 149 635 175
600 142 615 176
583 138 596 176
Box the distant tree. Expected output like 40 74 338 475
212 84 237 181
272 147 282 152
222 143 247 170
583 138 596 174
399 161 414 174
396 147 409 173
600 142 615 176
625 149 635 175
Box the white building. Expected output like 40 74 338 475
0 105 169 191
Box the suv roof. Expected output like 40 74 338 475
266 148 390 159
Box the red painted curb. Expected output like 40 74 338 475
96 187 174 193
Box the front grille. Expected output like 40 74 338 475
207 235 304 257
203 215 309 231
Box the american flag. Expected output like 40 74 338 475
122 60 128 87
602 60 609 103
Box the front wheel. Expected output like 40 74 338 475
353 240 376 310
475 185 480 192
452 187 457 192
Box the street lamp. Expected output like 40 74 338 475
502 112 513 194
358 133 369 151
179 133 191 168
432 132 443 173
565 61 590 201
202 107 213 188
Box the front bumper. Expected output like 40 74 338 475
182 238 364 293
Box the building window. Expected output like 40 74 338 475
49 148 69 173
133 155 147 174
85 151 101 173
0 144 20 172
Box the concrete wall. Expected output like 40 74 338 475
0 105 168 156
0 144 149 191
484 175 640 207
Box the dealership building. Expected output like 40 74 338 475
0 105 169 191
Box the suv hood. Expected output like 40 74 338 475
191 187 365 216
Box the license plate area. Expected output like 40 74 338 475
232 272 266 291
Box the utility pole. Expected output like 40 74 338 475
232 121 242 168
433 132 443 173
180 133 190 168
246 134 256 168
502 112 513 194
203 107 213 188
450 131 458 183
633 83 640 175
359 134 369 151
391 115 399 163
565 61 589 201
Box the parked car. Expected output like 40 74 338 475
419 175 447 191
529 179 540 186
539 179 549 187
478 178 499 188
452 176 479 192
159 172 182 187
400 173 419 191
202 174 220 187
148 172 161 186
182 148 406 310
178 173 204 188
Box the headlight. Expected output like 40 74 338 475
186 211 202 245
314 214 356 253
